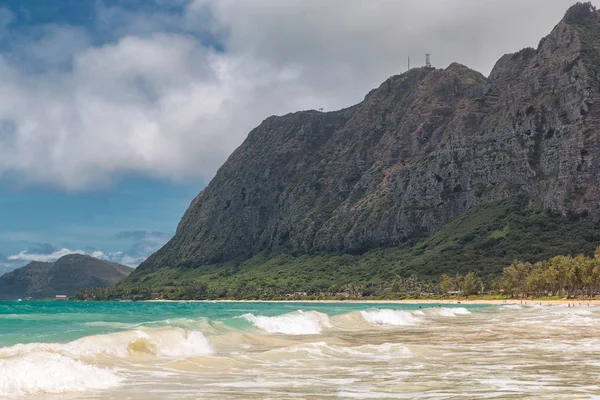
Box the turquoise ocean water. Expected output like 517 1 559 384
1 300 598 399
0 301 480 347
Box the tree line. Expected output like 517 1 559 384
75 248 600 301
500 249 600 298
436 248 600 299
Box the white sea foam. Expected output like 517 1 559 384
0 327 213 360
360 309 421 326
326 342 413 360
264 342 413 361
0 353 122 396
243 311 332 335
151 330 213 356
551 314 596 326
428 307 472 317
500 304 524 310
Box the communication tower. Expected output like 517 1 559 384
425 53 431 68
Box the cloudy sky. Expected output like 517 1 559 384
0 0 582 272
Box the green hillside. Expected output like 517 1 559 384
114 197 600 299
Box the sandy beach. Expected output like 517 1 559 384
147 298 597 306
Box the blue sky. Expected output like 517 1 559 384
0 0 577 272
0 176 201 270
0 0 210 271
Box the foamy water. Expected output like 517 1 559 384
242 310 332 334
0 301 598 399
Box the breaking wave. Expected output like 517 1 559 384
415 307 472 317
360 309 422 326
0 327 213 359
243 311 332 334
0 327 213 396
0 305 478 396
500 304 524 310
0 353 122 397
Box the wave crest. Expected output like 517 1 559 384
0 327 213 360
243 311 332 335
360 309 421 326
415 307 472 317
0 353 122 396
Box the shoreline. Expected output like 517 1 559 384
145 299 597 306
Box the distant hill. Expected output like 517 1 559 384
0 254 133 299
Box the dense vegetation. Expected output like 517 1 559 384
501 250 600 298
76 198 600 300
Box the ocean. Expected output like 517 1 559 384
0 301 598 399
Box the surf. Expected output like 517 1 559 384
0 326 213 360
0 352 123 397
242 310 333 335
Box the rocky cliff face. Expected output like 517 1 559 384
138 4 600 272
0 254 133 299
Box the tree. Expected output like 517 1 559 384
526 262 546 298
565 255 582 298
500 250 600 300
591 261 600 298
550 255 571 297
502 261 531 298
461 272 482 296
439 274 454 295
577 255 595 298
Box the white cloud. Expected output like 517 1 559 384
0 0 581 190
5 230 172 269
8 248 86 262
0 31 320 189
8 247 146 267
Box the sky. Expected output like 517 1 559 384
0 0 584 273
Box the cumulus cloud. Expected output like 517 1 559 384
5 230 172 270
8 248 87 262
0 0 581 190
8 247 143 267
0 33 315 189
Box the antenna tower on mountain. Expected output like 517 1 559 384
425 53 431 68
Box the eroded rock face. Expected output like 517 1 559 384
139 5 600 271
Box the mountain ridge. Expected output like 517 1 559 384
0 254 133 299
127 3 600 287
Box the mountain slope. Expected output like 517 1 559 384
127 3 600 288
0 254 133 299
120 197 600 297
